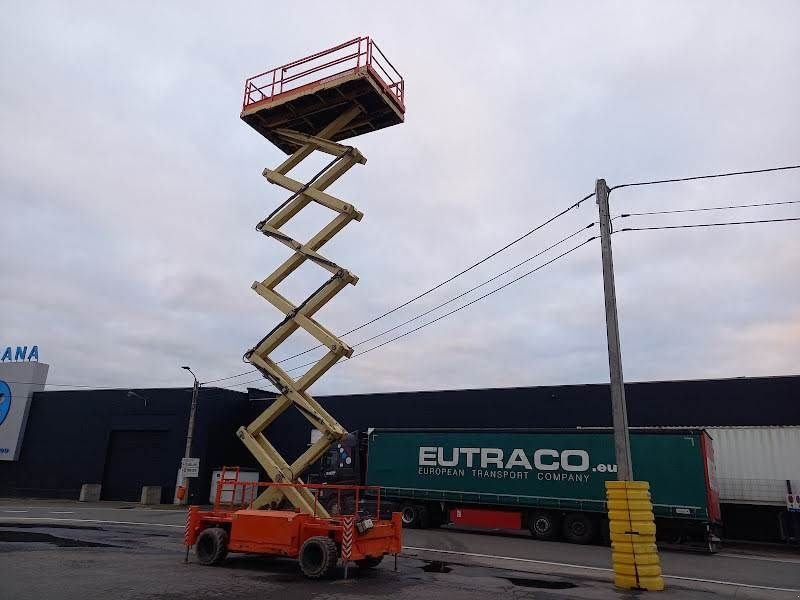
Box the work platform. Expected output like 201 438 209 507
241 37 405 153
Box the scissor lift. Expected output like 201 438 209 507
187 38 405 579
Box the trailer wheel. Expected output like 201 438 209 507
195 527 228 565
356 555 384 569
400 503 427 528
418 505 431 528
528 511 560 540
299 536 338 579
563 513 596 544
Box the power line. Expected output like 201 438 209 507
245 224 595 382
276 193 596 358
25 215 796 392
350 237 596 360
614 199 800 220
201 191 596 385
200 367 257 385
610 164 800 191
0 380 96 388
230 376 279 389
232 235 597 390
237 209 799 391
619 217 800 233
68 192 593 389
347 223 596 351
0 380 195 391
212 162 800 385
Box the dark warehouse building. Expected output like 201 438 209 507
248 375 800 462
0 387 252 505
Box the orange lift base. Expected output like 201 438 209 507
184 470 402 578
188 508 402 560
240 37 405 154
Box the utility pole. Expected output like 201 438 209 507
596 179 633 481
179 365 200 505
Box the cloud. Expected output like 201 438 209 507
1 1 798 395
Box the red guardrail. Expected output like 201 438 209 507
213 466 382 520
242 37 404 112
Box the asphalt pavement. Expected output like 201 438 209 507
1 499 798 599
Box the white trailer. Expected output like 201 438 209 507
707 426 800 507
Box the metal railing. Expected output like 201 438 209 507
213 466 382 519
242 37 404 111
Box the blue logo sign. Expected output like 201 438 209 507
0 380 11 427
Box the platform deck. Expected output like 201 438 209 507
240 38 405 154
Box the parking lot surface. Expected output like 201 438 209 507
1 499 798 599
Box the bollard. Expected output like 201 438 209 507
184 505 199 563
606 481 664 591
140 485 163 505
341 516 354 580
79 483 101 502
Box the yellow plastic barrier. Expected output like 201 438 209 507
606 480 665 591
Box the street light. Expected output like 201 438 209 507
126 390 149 407
177 366 200 505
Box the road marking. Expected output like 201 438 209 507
717 552 800 565
404 546 612 572
0 505 180 512
2 510 29 513
50 511 75 514
664 574 800 593
403 546 800 593
0 517 183 529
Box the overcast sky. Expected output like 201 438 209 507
2 2 798 396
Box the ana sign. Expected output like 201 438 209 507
1 345 39 362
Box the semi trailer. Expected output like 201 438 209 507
311 428 722 550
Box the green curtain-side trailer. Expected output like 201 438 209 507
364 428 721 549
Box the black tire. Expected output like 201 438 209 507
195 527 228 565
400 503 427 528
299 536 339 579
426 504 444 528
599 517 610 545
356 555 384 569
528 511 560 541
418 505 431 529
563 513 596 544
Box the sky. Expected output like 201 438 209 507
1 1 799 396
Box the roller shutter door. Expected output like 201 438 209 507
101 430 171 502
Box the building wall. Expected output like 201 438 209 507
0 387 250 504
248 375 800 465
